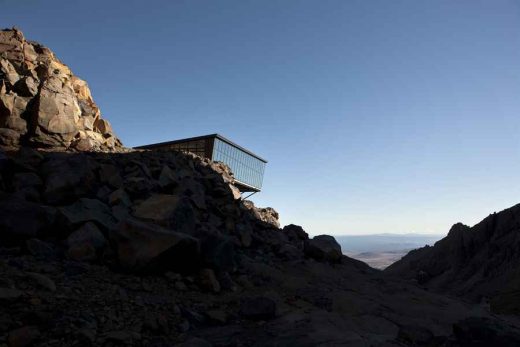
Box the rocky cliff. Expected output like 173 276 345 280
0 28 122 151
385 203 520 315
1 28 520 346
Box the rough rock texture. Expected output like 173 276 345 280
304 234 343 263
0 148 518 346
385 203 520 315
242 200 280 228
0 28 123 151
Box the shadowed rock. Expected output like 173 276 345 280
111 217 200 273
304 234 342 263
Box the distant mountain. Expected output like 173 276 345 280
336 233 444 269
385 203 520 315
336 233 443 253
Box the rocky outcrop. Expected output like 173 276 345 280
0 148 302 273
242 200 280 228
0 28 122 151
0 147 514 345
304 234 343 263
385 203 520 314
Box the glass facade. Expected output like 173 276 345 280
212 138 266 191
136 134 266 192
162 139 209 158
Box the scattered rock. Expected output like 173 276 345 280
103 330 141 344
26 238 57 259
239 296 277 321
66 222 106 250
66 243 97 262
0 287 22 301
397 325 435 345
108 188 131 207
198 269 221 293
205 310 227 324
7 326 40 347
25 272 56 292
174 337 212 347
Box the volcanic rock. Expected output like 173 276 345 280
132 194 196 234
243 200 280 228
111 217 200 273
0 28 123 151
239 296 277 321
7 326 40 347
0 194 54 241
66 222 107 250
59 198 116 231
304 234 342 263
385 203 520 314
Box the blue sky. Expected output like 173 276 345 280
2 0 520 235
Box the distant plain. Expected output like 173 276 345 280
337 233 444 269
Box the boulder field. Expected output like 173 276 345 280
2 27 520 346
1 148 519 346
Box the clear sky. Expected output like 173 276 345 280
2 0 520 236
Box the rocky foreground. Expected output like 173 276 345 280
1 148 520 347
2 27 520 347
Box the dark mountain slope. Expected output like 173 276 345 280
385 203 520 314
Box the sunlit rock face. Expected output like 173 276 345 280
0 28 123 151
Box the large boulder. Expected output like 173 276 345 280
110 217 200 273
66 222 107 250
59 198 116 231
0 194 54 241
0 28 123 151
132 194 196 234
242 200 280 228
304 235 342 263
41 154 98 204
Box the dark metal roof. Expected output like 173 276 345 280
135 133 268 163
234 179 261 193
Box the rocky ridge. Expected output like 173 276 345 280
0 28 122 151
2 148 518 346
385 203 520 315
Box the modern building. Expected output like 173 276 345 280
136 134 267 193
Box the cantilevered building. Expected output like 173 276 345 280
136 134 267 193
